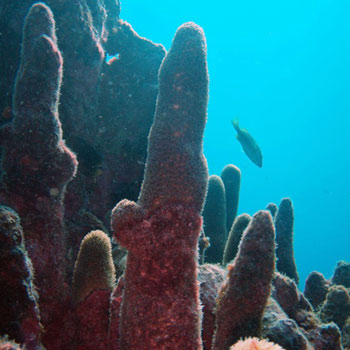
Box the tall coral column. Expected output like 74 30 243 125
111 22 209 350
0 3 77 348
212 211 275 350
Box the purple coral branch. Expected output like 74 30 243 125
111 22 209 350
212 210 275 350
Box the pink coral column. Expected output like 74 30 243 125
111 22 209 350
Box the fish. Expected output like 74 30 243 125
231 119 263 168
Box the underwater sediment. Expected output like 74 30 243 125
0 1 349 350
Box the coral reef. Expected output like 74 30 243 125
198 264 226 350
341 318 350 349
262 298 311 350
222 213 251 265
266 203 278 219
0 3 77 348
318 285 350 328
0 206 41 350
202 175 228 263
72 230 115 303
0 0 164 247
304 272 329 309
74 289 111 350
1 1 350 350
332 261 350 288
212 211 275 350
275 198 299 285
310 322 343 350
221 164 241 232
108 277 124 350
111 21 209 349
272 273 318 332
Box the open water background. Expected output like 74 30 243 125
121 0 350 288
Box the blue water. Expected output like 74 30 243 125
121 0 350 288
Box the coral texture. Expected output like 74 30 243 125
212 211 275 350
108 277 124 350
198 264 226 350
318 285 350 328
0 207 41 350
221 164 241 232
0 4 77 348
332 261 350 288
202 175 227 263
1 2 350 350
0 0 163 249
111 21 209 350
71 230 116 350
275 198 299 285
222 213 251 265
310 323 343 350
72 230 115 303
272 273 318 332
262 298 311 350
266 203 278 219
74 289 111 350
304 271 329 309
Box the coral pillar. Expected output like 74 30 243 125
221 164 241 232
222 213 251 265
0 3 77 349
212 211 275 350
275 198 299 285
202 175 227 263
111 22 209 350
1 1 77 289
0 206 41 350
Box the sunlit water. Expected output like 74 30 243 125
122 0 350 289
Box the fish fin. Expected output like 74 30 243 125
231 119 240 133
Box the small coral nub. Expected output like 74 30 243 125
72 230 116 303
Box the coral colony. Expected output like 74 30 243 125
0 1 349 350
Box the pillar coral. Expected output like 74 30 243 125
311 323 343 350
262 298 310 350
221 164 241 232
304 271 329 309
222 213 251 265
212 211 275 350
272 273 318 332
0 206 41 350
0 3 77 349
72 230 115 303
318 285 350 329
111 21 209 350
108 277 124 350
275 198 299 285
331 261 350 288
202 175 227 263
71 230 116 350
74 289 111 350
266 203 278 219
198 264 226 350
